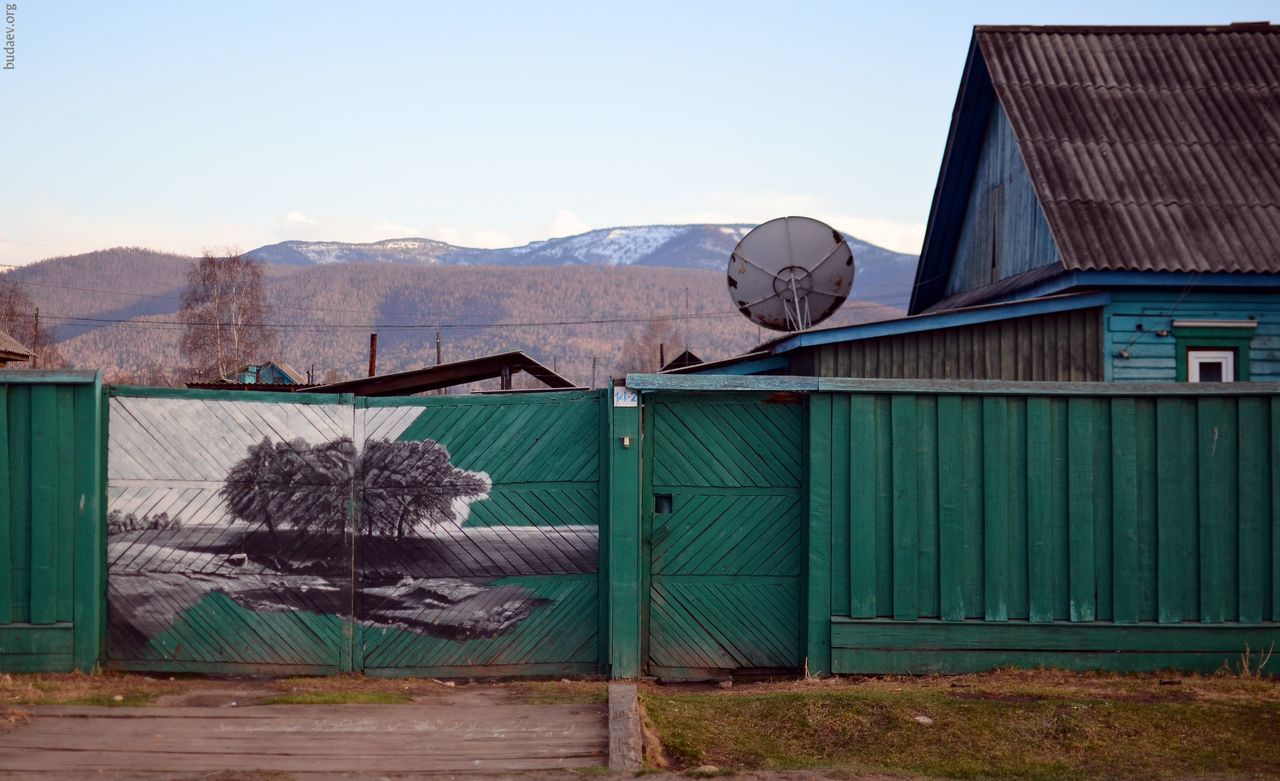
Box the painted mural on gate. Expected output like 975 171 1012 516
105 395 599 667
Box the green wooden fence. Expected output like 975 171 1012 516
807 381 1280 675
0 371 103 672
2 371 1277 677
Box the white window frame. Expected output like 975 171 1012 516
1187 349 1236 383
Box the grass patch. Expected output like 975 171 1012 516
1 672 176 706
260 691 411 705
642 670 1280 780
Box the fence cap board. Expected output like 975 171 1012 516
0 370 100 385
626 373 1280 397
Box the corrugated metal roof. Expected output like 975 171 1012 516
978 25 1280 274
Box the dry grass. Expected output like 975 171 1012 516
642 669 1280 780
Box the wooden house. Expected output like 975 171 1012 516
683 24 1280 383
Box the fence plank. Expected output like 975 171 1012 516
983 397 1009 622
1007 397 1028 620
8 386 30 623
1135 399 1160 621
806 394 832 674
916 396 939 619
937 396 965 621
1093 398 1113 622
1197 398 1235 623
1274 398 1280 623
0 387 9 624
1026 398 1054 622
961 397 985 618
1237 397 1268 624
848 395 877 618
29 386 58 625
1157 398 1197 623
1111 398 1139 623
1067 398 1096 622
891 396 919 621
874 396 893 615
830 395 851 617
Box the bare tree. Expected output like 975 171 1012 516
179 249 274 382
615 318 685 376
0 278 63 369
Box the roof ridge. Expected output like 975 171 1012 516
976 23 1278 34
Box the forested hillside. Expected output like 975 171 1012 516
53 262 901 385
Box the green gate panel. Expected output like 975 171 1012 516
646 396 804 676
359 392 602 676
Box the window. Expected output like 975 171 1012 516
1173 320 1256 382
1187 349 1235 383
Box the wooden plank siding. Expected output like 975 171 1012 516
829 388 1280 675
798 307 1104 382
944 101 1061 297
1106 291 1280 381
0 373 102 673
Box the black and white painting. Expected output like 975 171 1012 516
106 396 598 663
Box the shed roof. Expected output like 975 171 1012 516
912 24 1280 312
299 351 578 396
0 329 34 361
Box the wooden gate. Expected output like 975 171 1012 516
643 393 805 677
105 387 604 676
357 393 604 676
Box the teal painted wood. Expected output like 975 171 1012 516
806 394 832 675
916 397 940 619
830 620 1280 675
936 395 966 621
829 385 1279 673
1066 398 1096 622
848 394 878 618
646 395 805 675
1111 398 1140 624
982 397 1009 622
890 396 919 621
1197 398 1237 623
0 374 103 673
830 395 851 617
1026 398 1054 622
0 387 9 626
944 101 1061 298
1106 291 1280 382
1237 397 1268 624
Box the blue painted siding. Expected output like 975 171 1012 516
945 102 1060 297
1105 292 1280 381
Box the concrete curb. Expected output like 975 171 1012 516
607 682 643 771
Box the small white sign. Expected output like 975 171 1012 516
612 386 639 408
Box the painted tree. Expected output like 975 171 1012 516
361 439 490 539
179 250 275 382
221 436 487 539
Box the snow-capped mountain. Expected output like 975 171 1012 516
246 224 919 308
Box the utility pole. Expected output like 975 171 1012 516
436 329 442 365
368 333 378 377
591 357 597 388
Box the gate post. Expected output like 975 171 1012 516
607 384 642 678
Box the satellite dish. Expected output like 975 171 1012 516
727 216 854 332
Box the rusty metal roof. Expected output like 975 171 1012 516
0 329 33 360
299 351 579 396
979 24 1280 274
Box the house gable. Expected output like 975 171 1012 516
943 101 1061 301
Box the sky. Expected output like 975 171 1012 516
1 1 1275 266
